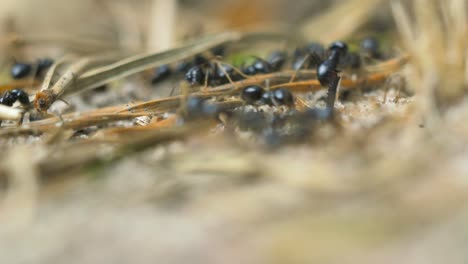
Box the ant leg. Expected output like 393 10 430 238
57 98 70 106
169 83 177 96
48 111 65 128
213 59 250 79
382 77 391 104
214 61 236 88
203 71 209 89
295 97 312 111
394 75 406 103
325 73 341 113
17 111 26 126
289 53 311 83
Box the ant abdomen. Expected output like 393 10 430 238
242 86 265 105
11 89 30 105
271 88 294 107
0 89 30 107
11 63 32 79
267 51 287 71
243 58 272 76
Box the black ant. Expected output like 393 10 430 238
242 58 272 76
241 86 265 104
267 51 287 71
183 54 213 86
181 96 220 121
185 60 243 87
269 88 295 106
241 86 294 107
167 45 227 86
210 45 226 57
11 58 54 79
339 52 362 69
335 37 384 70
243 50 289 75
0 89 30 107
185 65 205 86
292 42 326 70
37 58 54 75
174 60 193 73
360 37 382 59
151 64 172 84
317 41 348 111
11 63 32 79
185 50 285 87
214 63 243 85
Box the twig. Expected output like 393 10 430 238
0 104 24 120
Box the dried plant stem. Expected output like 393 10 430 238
75 32 242 92
8 34 118 53
40 55 76 91
0 104 23 120
147 0 177 52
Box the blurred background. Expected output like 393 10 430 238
0 0 393 58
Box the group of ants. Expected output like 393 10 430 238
1 37 384 145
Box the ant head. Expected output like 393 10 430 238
329 41 348 56
1 91 16 106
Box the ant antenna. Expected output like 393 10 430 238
169 83 178 97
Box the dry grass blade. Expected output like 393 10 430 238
0 112 142 135
74 32 242 92
117 96 186 115
40 55 75 91
8 34 119 54
392 0 468 111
